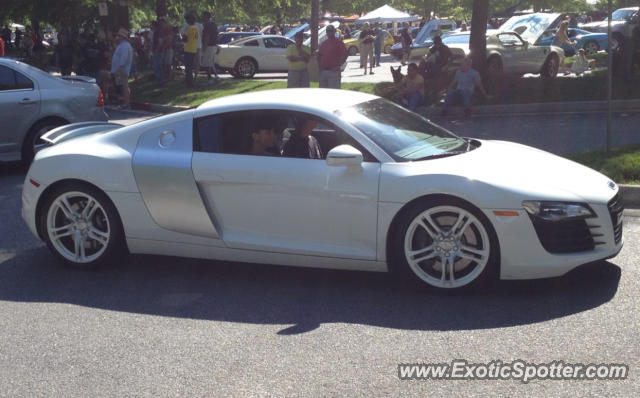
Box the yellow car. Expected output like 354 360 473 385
344 30 395 56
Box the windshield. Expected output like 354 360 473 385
612 9 637 21
336 99 469 162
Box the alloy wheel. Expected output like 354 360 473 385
46 191 111 264
403 205 491 289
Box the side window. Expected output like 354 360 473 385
0 65 17 91
281 112 377 162
264 38 289 48
243 40 259 47
195 110 286 157
14 71 34 90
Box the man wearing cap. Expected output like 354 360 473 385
286 31 310 88
317 24 348 89
111 28 133 109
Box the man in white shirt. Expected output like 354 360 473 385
111 28 133 109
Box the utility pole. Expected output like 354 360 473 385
311 0 319 53
606 0 612 154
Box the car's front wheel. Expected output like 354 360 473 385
40 183 125 268
393 198 498 292
348 46 358 56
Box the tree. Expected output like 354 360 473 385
469 0 489 74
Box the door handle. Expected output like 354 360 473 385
19 98 37 105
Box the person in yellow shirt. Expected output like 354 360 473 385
398 63 424 111
286 31 311 88
183 13 199 87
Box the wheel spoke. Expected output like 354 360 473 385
451 213 472 238
421 214 445 238
73 235 81 261
448 253 456 283
439 254 447 283
56 197 76 220
407 244 437 262
81 198 95 218
49 223 74 240
79 239 86 261
459 243 488 261
88 227 109 246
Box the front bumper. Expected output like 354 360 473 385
485 201 623 280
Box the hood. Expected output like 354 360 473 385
285 23 308 39
499 13 562 45
406 140 617 205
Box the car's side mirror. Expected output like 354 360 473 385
326 145 363 167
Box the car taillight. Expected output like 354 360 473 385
96 90 104 107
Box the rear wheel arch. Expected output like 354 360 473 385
35 179 125 247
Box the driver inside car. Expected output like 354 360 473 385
281 117 323 159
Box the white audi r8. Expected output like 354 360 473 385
21 89 623 292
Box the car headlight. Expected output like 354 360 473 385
522 201 595 221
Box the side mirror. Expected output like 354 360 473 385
326 145 363 167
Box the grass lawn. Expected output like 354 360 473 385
567 144 640 184
130 74 376 108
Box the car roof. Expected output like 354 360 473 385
195 88 378 115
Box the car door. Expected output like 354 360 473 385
496 32 532 74
263 37 293 71
191 109 381 260
0 64 39 156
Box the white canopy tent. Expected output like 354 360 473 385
356 4 419 23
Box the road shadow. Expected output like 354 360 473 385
0 248 621 334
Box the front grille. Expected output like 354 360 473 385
608 194 624 245
530 217 596 254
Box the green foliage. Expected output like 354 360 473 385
568 144 640 183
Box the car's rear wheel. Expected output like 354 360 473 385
541 53 559 78
348 46 358 56
583 40 599 55
40 183 125 268
22 118 67 164
392 198 499 292
234 57 257 78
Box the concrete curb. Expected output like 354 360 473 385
620 184 640 209
130 102 191 114
418 99 640 118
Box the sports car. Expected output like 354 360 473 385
22 89 623 292
215 34 295 78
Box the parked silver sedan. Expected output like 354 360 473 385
0 58 107 163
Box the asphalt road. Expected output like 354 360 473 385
1 158 639 396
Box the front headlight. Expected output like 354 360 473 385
522 201 595 221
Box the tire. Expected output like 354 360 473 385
583 40 599 55
39 182 125 268
540 53 559 79
234 57 257 78
391 197 499 292
348 46 358 56
384 44 391 54
22 118 66 164
610 33 623 52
